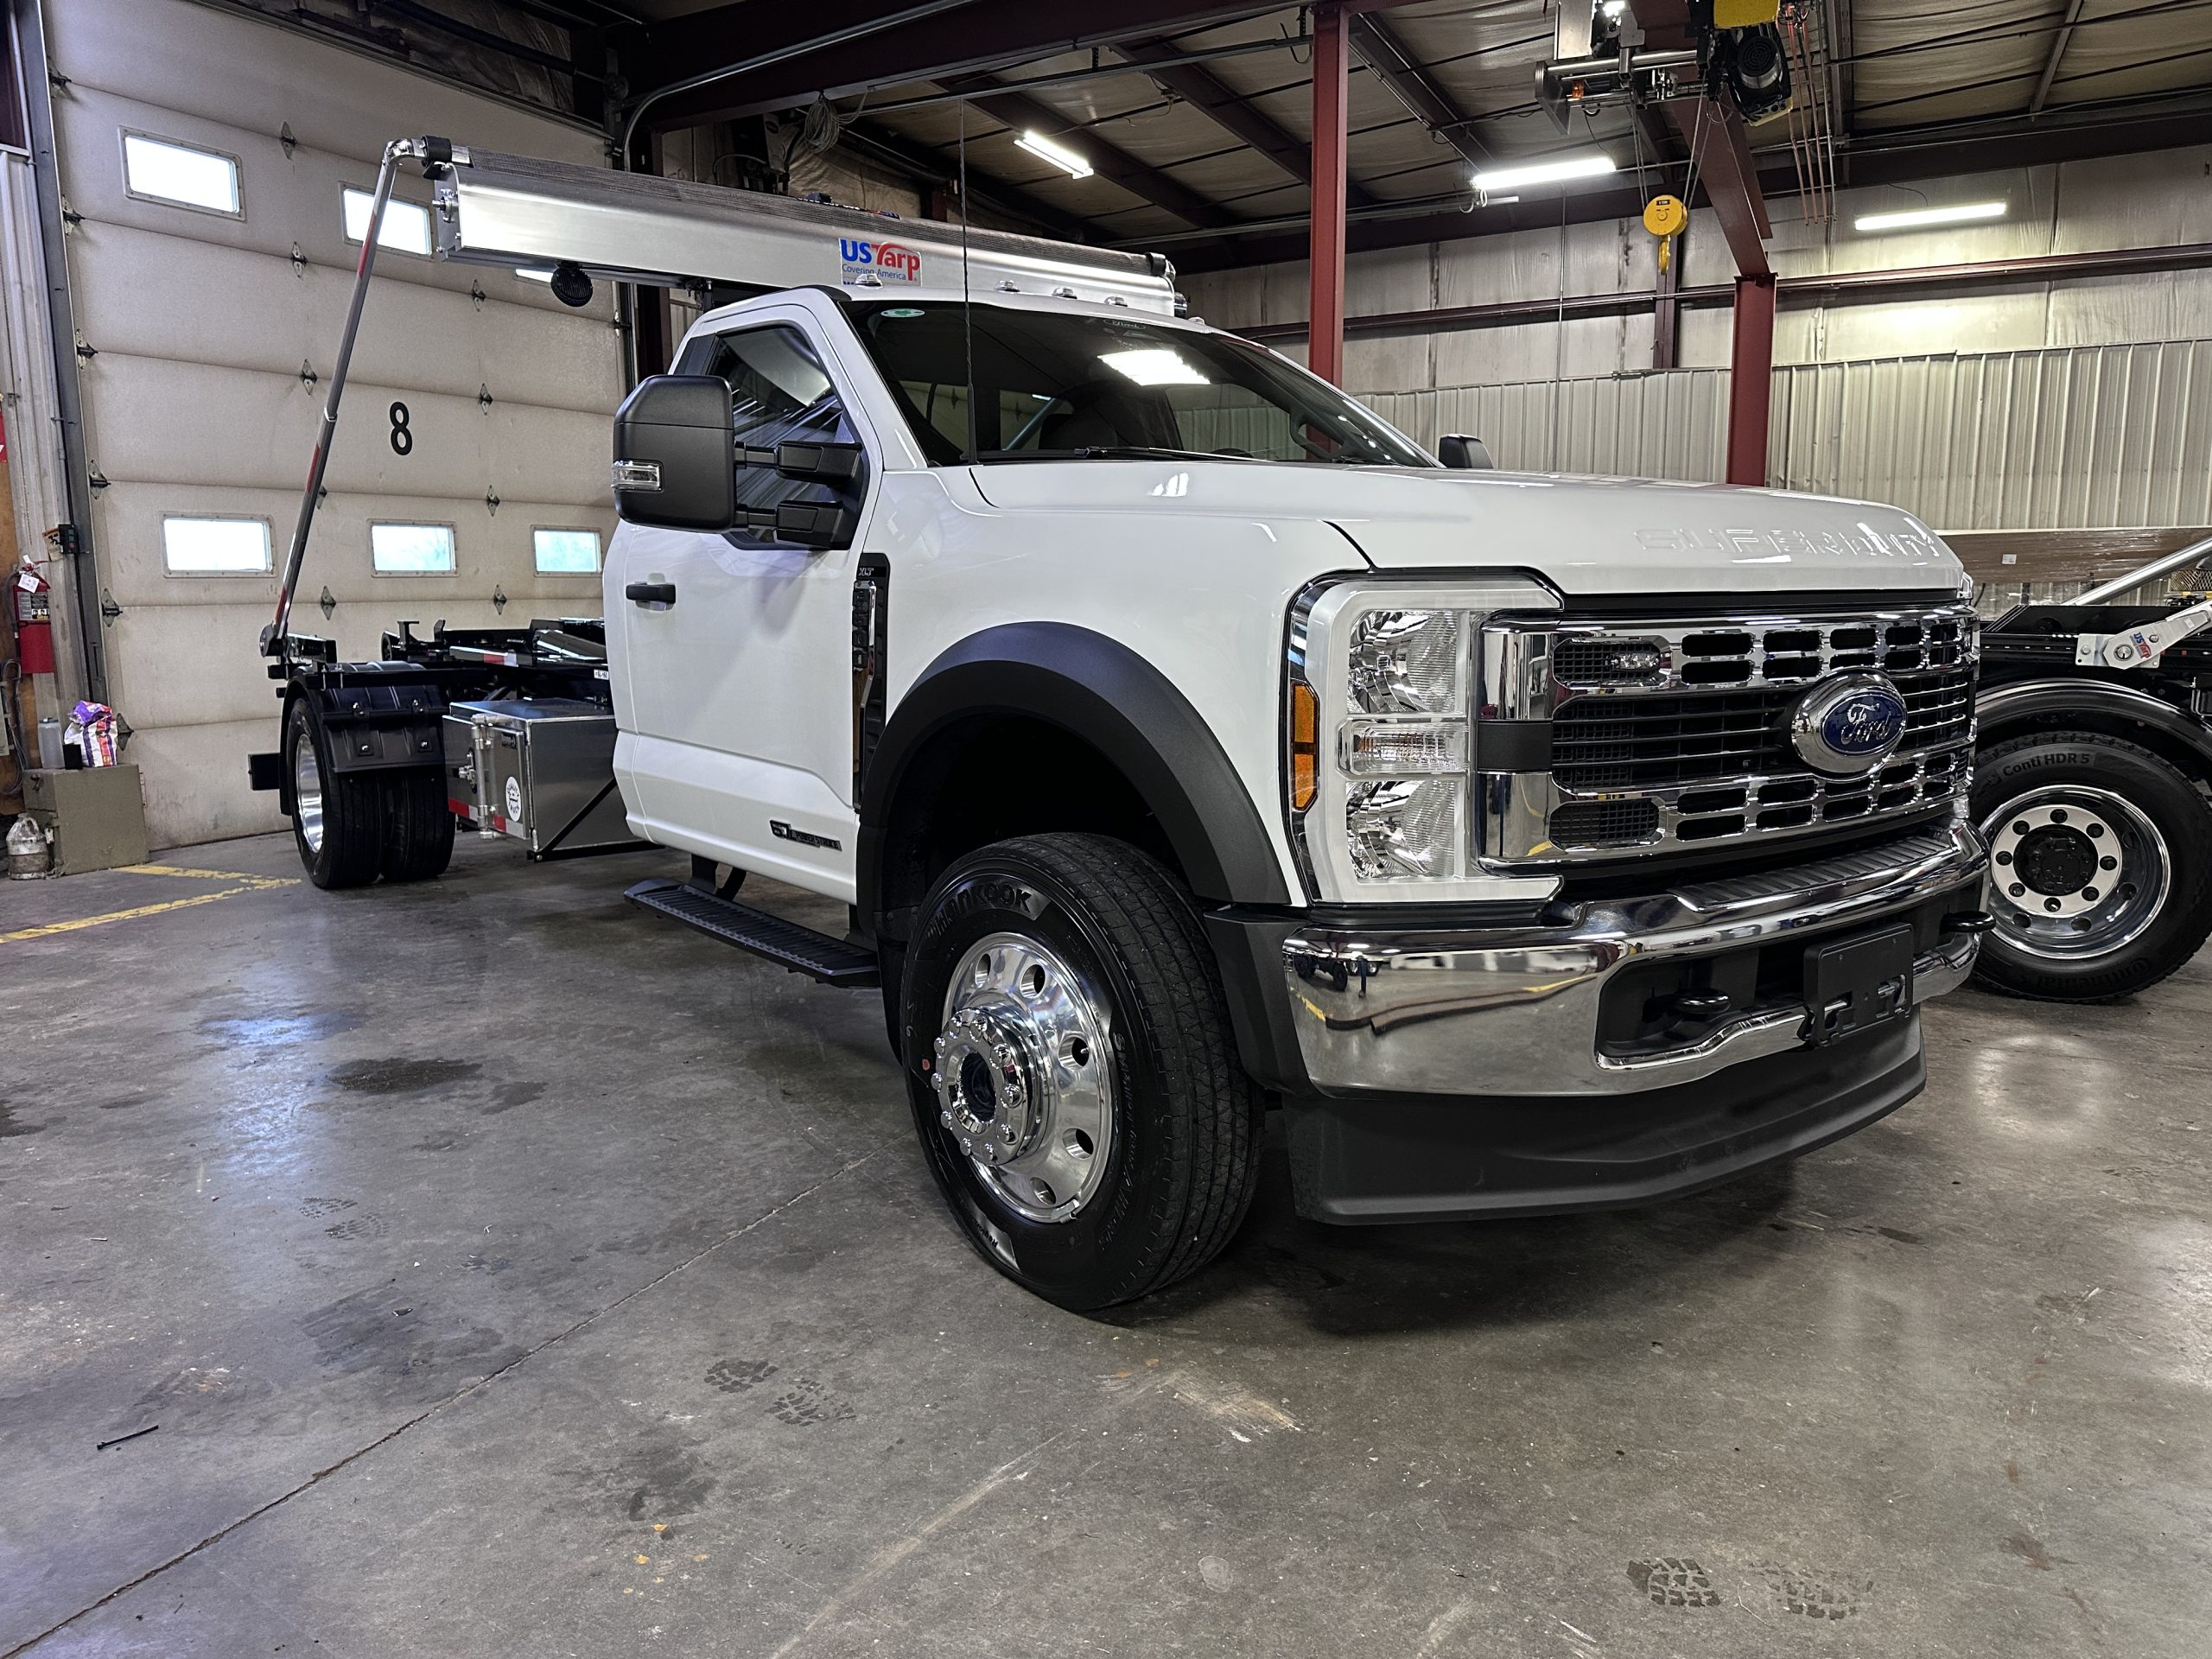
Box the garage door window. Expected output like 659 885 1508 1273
371 523 456 575
122 132 242 218
162 515 270 574
533 528 601 573
342 188 435 257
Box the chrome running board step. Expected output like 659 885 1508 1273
625 878 880 988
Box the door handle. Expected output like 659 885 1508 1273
625 581 676 607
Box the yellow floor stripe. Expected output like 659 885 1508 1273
123 863 297 889
4 887 253 943
3 868 301 943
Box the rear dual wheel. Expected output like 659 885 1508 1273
283 700 453 889
1971 731 2212 1001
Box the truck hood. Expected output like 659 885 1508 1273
965 461 1965 599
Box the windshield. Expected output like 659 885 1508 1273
849 301 1433 468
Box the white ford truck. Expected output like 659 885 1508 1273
258 140 1992 1310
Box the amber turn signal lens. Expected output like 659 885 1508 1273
1289 680 1319 811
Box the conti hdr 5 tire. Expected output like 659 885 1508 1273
1971 730 2212 1001
899 834 1264 1311
380 768 455 883
283 699 385 890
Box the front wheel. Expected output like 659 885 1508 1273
899 834 1264 1311
1971 730 2212 1001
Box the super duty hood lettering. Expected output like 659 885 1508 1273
964 461 1965 597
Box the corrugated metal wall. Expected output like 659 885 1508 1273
1360 339 2212 536
1363 370 1729 480
1770 340 2212 530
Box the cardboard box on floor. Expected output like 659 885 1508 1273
22 766 149 875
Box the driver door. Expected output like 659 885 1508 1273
614 317 874 900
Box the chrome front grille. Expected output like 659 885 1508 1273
1477 602 1979 862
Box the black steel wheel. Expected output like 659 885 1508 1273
899 834 1263 1311
1971 730 2212 1001
283 698 385 890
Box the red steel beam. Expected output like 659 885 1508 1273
1726 273 1776 486
1664 99 1772 277
1308 3 1350 385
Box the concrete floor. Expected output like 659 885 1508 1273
3 832 2208 1658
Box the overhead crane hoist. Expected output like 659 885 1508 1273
1537 0 1796 133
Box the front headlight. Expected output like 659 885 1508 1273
1347 608 1462 714
1287 575 1560 903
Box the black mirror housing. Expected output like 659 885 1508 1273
772 500 857 550
613 375 736 531
1438 434 1493 471
774 441 865 487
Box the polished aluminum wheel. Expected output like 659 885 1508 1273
293 729 326 854
1982 785 2170 961
932 931 1113 1224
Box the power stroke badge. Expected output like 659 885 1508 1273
1789 674 1909 774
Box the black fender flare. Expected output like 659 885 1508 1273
1977 677 2212 779
857 621 1292 922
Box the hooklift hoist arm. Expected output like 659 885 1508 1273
2066 531 2212 670
2061 532 2212 668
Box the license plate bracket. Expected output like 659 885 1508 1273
1802 922 1916 1046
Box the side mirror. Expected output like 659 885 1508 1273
1439 434 1493 471
613 375 737 531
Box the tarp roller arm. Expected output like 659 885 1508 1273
262 136 467 661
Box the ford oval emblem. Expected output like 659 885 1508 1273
1789 674 1909 775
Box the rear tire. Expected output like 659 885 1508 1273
899 834 1263 1312
283 699 385 890
380 768 455 882
1971 729 2212 1001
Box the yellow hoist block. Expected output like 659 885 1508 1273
1642 194 1688 273
1713 0 1781 27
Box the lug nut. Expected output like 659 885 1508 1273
940 1109 953 1127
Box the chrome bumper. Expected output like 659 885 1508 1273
1281 822 1988 1098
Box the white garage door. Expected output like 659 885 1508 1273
51 0 623 847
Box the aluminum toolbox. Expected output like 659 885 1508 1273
442 699 634 857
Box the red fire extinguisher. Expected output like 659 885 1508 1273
12 563 54 677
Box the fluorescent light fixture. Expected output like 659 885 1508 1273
1101 347 1210 387
343 187 434 256
1471 153 1616 194
1015 130 1094 180
516 267 555 283
123 133 240 215
1853 200 2007 232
